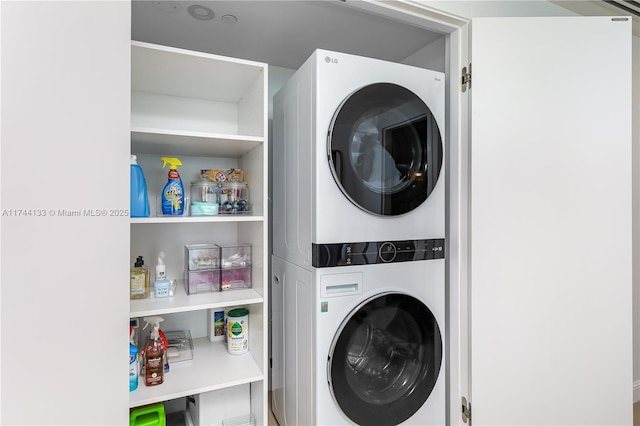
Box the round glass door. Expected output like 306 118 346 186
328 292 442 425
328 83 442 216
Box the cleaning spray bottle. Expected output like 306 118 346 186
143 316 165 386
160 157 184 215
129 326 139 392
143 316 170 374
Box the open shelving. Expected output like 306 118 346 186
129 41 268 424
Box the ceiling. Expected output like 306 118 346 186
132 0 639 71
131 0 445 70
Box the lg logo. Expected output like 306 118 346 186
324 56 338 64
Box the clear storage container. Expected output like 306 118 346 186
190 181 220 216
184 244 220 294
219 182 250 215
220 244 251 291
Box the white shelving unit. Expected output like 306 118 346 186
129 41 268 425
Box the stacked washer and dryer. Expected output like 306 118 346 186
271 49 446 425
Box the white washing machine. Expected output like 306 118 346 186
272 49 445 268
271 252 446 426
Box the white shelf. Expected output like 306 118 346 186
130 283 263 317
131 128 263 158
130 215 264 224
129 338 264 408
131 41 265 103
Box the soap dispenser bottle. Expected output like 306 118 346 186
153 251 171 298
130 256 150 300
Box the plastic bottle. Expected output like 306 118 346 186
129 326 139 392
130 256 150 300
154 251 171 298
226 308 249 355
159 328 170 373
144 316 170 374
160 157 184 215
143 316 165 386
130 155 150 218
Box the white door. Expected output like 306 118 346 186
469 16 632 425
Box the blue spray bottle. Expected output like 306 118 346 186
160 157 184 215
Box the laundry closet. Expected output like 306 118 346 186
129 2 450 425
1 1 634 425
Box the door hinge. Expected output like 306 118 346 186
462 396 472 423
461 64 472 92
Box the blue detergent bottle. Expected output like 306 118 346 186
130 155 150 217
129 326 139 392
161 157 185 215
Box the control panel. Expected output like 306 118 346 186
311 239 445 268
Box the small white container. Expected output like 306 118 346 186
226 308 249 355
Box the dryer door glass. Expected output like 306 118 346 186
328 83 442 216
328 292 442 425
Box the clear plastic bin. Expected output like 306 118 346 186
185 244 221 294
164 330 194 363
185 244 220 271
221 244 251 268
219 182 250 215
185 269 220 294
220 244 251 291
190 181 220 216
221 268 252 291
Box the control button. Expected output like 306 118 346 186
423 240 435 260
432 239 445 259
378 242 397 263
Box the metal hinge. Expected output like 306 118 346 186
461 64 472 92
462 396 472 423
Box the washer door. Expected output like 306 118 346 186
328 83 443 216
328 293 442 426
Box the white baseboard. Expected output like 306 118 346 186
634 380 640 403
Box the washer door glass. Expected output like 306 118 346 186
328 293 442 426
328 83 443 216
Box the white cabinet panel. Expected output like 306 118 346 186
470 16 632 425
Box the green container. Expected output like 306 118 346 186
130 403 166 426
228 308 249 317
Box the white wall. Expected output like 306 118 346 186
402 36 447 72
1 1 131 424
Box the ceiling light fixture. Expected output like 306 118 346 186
188 4 215 21
221 14 238 24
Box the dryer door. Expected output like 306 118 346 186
328 83 442 216
328 292 442 425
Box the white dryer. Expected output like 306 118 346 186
273 49 445 268
271 251 446 426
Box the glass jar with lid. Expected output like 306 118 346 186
219 182 250 215
190 180 220 216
